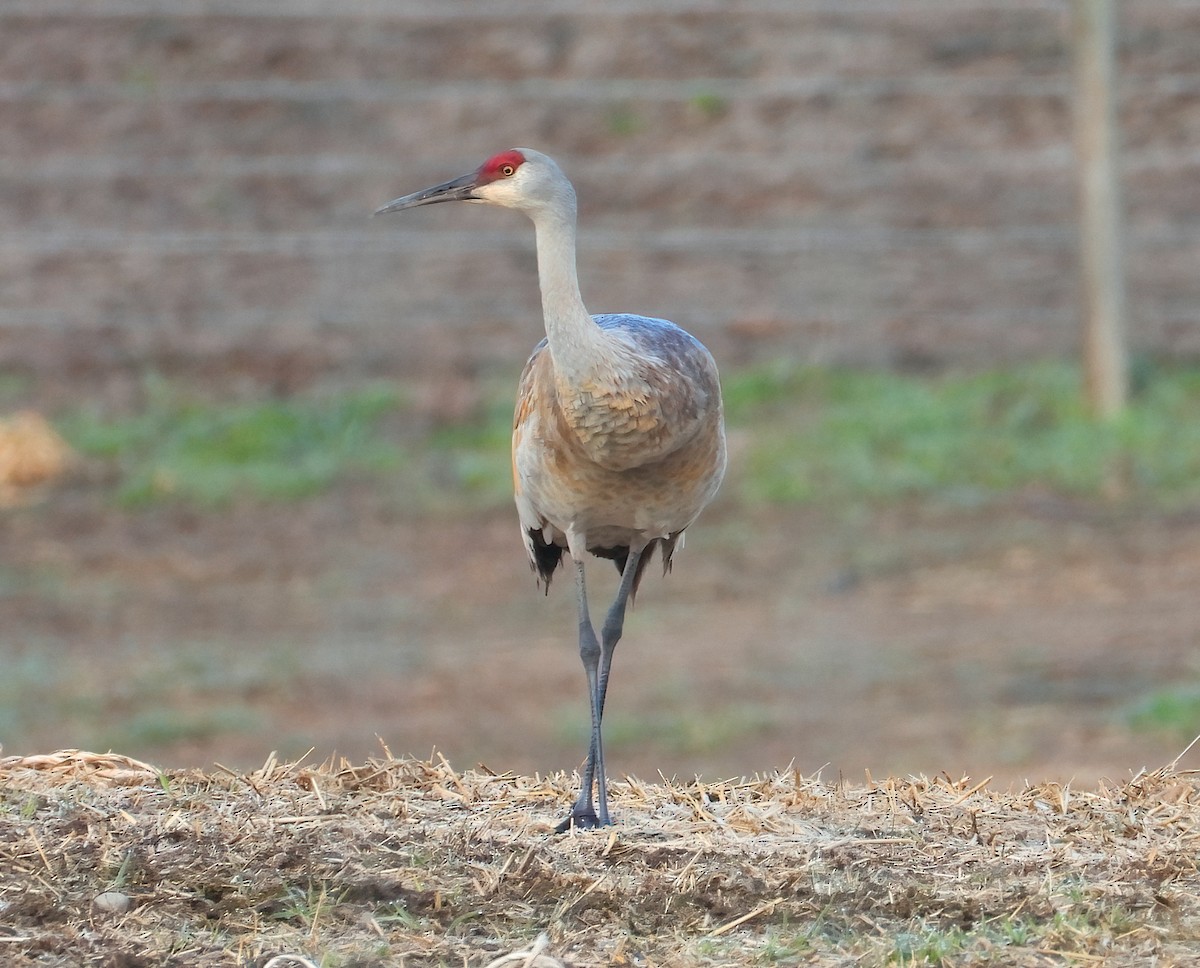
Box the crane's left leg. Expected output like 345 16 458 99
556 557 605 833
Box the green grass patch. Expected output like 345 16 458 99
61 378 404 507
558 700 778 757
689 90 729 119
725 359 1200 507
423 389 515 506
0 371 33 407
1127 688 1200 739
47 359 1200 512
101 705 263 750
0 640 304 759
606 103 642 136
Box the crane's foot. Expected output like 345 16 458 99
554 808 611 834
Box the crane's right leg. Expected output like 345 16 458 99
597 545 645 720
556 557 607 833
587 544 644 827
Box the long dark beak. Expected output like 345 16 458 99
374 170 479 216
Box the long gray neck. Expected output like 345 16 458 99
531 204 609 380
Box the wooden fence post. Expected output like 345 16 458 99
1072 0 1129 418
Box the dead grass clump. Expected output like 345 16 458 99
2 748 1200 966
0 411 71 504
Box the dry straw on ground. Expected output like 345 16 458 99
0 411 71 506
2 747 1199 966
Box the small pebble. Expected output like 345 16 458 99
92 891 132 915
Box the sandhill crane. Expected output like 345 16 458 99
376 149 726 831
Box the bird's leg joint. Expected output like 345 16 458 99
578 622 601 665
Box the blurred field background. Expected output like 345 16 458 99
3 0 1200 787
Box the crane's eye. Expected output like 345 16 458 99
501 165 515 177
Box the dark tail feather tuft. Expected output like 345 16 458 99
528 528 564 594
659 533 681 577
627 542 657 604
591 544 630 576
593 532 683 605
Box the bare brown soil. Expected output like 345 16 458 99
2 463 1198 791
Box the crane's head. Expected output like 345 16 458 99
374 148 575 222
